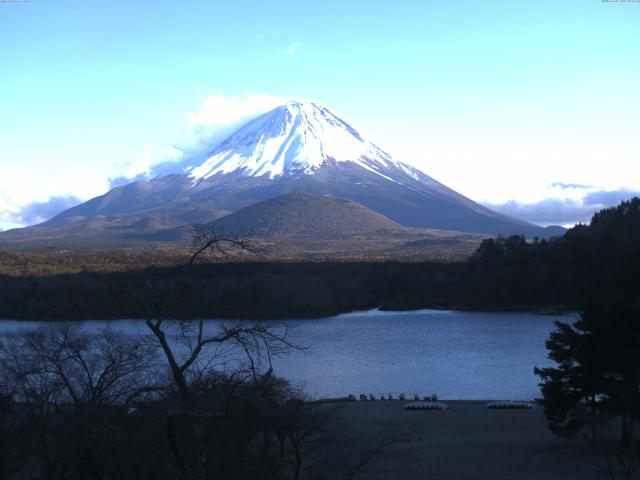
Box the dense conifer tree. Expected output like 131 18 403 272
536 300 640 446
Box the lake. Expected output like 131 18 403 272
0 309 576 400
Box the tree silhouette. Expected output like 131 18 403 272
536 300 640 446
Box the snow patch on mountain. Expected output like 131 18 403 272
188 101 419 184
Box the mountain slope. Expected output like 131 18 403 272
34 100 558 237
211 192 404 237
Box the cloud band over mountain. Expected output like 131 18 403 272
0 195 82 231
483 188 640 227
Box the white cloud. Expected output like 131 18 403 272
550 182 593 191
0 194 83 230
114 144 184 180
1 93 290 229
0 193 21 231
0 171 111 230
483 187 640 227
141 93 287 178
280 41 302 57
186 93 286 137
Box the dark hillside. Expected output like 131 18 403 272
212 192 404 237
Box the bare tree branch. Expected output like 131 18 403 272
189 223 264 264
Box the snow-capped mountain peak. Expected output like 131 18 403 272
188 101 416 182
30 100 551 238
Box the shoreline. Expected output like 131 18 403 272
310 398 541 404
0 305 580 322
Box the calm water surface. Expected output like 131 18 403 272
0 309 577 400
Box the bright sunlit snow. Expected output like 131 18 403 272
188 101 420 183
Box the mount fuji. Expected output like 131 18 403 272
17 101 562 242
186 101 429 182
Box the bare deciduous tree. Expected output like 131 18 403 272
143 315 299 406
282 400 338 480
0 323 157 407
189 223 263 264
118 221 316 478
125 274 304 479
0 323 159 479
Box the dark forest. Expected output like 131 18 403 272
1 198 638 321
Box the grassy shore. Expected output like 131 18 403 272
324 400 601 479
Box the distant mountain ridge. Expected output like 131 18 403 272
10 100 563 240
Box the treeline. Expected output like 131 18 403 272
0 198 638 320
0 262 458 319
463 197 640 308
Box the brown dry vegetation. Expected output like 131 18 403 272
0 248 190 276
0 232 481 277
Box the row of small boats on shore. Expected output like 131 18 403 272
312 395 536 410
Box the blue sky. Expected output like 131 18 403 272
1 0 639 229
